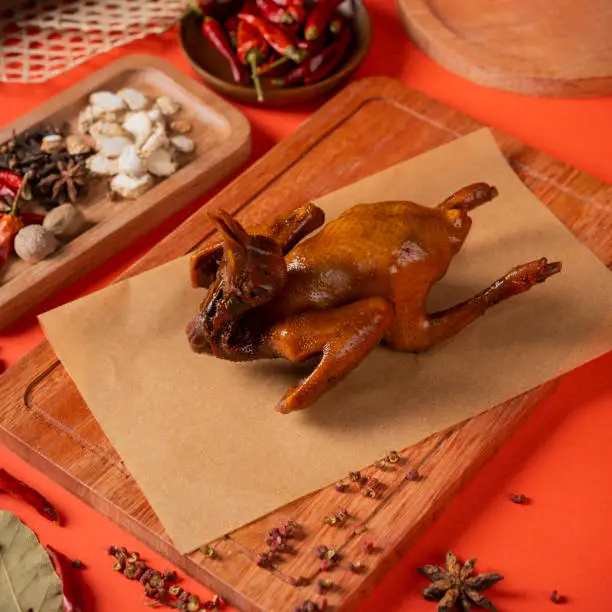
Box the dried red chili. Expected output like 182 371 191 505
271 0 303 7
202 16 248 84
46 545 84 612
287 3 307 24
304 0 343 40
298 34 327 59
256 0 293 24
0 211 23 271
0 172 29 272
237 12 305 63
304 25 350 84
272 29 347 87
224 15 239 47
0 468 60 523
271 46 328 86
236 13 269 102
0 169 24 192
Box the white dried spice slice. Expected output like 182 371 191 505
147 148 177 177
78 105 96 134
140 123 169 155
92 107 127 124
86 154 119 175
118 88 148 111
90 91 126 112
123 111 152 145
96 135 132 158
118 145 147 178
148 108 163 122
90 120 126 138
155 96 181 117
110 173 153 199
170 135 195 154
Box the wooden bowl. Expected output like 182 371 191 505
179 1 372 107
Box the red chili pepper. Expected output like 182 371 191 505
272 44 331 86
202 16 248 84
298 34 326 58
0 175 28 273
271 0 303 7
237 12 305 63
304 24 350 83
256 0 293 24
0 169 23 192
237 18 268 102
46 545 84 612
0 468 60 524
287 3 307 24
0 213 23 271
304 0 343 40
224 15 239 47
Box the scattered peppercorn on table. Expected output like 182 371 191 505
1 0 612 610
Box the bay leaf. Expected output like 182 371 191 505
0 511 63 612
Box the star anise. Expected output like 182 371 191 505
38 159 88 204
419 551 504 611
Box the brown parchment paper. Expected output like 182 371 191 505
39 129 612 553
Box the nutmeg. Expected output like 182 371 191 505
14 225 58 263
42 203 86 239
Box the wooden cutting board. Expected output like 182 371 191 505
0 77 611 612
398 0 612 98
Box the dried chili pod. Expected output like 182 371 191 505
304 0 343 40
272 34 342 87
271 0 303 6
287 3 307 24
236 17 269 102
0 169 24 192
256 0 293 24
224 15 239 47
298 35 327 59
237 12 305 63
46 545 84 612
0 212 22 271
304 24 350 84
0 176 28 273
202 16 248 84
0 467 59 523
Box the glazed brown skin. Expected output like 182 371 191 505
187 183 562 413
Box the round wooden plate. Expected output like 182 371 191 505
398 0 612 98
180 2 372 107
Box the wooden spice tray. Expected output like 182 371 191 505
0 77 611 611
0 54 251 331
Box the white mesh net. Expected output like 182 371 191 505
0 0 187 83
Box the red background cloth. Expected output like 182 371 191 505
1 0 611 609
